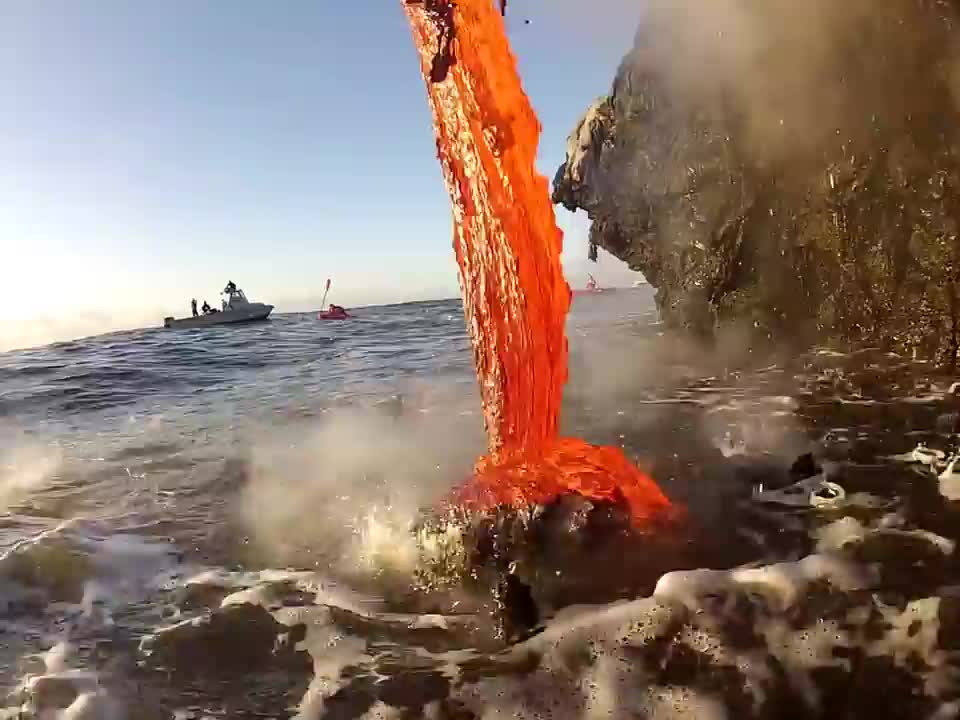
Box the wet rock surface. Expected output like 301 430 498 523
553 0 960 366
141 601 310 674
4 349 960 718
243 547 960 720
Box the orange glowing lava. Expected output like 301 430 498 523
402 0 674 527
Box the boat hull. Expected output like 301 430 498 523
163 304 274 329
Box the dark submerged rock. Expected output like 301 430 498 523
26 676 79 711
0 535 91 604
412 442 838 639
494 572 539 641
419 493 759 638
141 602 309 675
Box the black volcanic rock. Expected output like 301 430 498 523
554 0 960 366
141 602 309 675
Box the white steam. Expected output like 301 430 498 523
239 407 484 577
0 438 62 513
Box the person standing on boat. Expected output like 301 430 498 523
191 298 198 317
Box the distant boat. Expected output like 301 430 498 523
585 273 603 293
316 278 351 320
318 306 350 321
633 279 649 287
163 283 273 329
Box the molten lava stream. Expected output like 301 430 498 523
402 0 676 528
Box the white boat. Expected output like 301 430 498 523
163 283 274 329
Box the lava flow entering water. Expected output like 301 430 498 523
402 0 675 528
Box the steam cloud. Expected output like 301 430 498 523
620 0 958 174
239 406 484 578
0 436 62 513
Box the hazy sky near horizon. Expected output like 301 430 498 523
0 0 645 351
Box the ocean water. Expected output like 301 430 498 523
2 289 960 719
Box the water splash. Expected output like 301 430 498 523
402 0 675 526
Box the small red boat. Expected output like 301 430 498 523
316 279 350 320
318 304 350 321
585 273 603 293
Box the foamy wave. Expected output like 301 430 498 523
121 534 959 719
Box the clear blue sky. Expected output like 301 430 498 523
0 0 644 349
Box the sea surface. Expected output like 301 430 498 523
2 289 960 718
